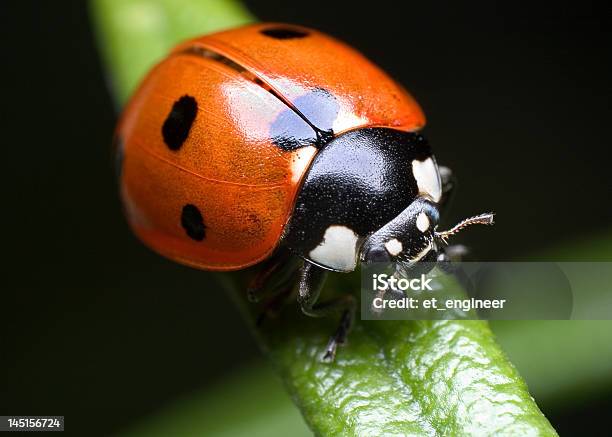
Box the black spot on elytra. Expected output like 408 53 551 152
181 204 206 241
113 134 124 184
260 26 309 40
162 95 198 151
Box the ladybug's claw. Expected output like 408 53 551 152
297 262 355 363
321 304 353 362
322 338 339 362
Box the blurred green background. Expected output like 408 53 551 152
1 0 610 435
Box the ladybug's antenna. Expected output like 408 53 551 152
434 213 495 244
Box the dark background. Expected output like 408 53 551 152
1 0 610 435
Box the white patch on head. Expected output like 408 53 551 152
412 157 442 202
384 238 403 256
416 212 430 232
309 225 359 272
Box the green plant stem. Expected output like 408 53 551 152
221 270 556 436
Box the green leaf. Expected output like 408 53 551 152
91 1 556 434
225 271 556 436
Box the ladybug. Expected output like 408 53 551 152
115 23 493 360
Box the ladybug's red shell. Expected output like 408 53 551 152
116 23 425 271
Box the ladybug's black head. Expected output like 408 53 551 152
361 197 494 266
360 197 440 264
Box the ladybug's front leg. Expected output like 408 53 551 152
438 165 456 211
297 262 356 362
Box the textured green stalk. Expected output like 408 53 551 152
91 1 557 435
222 271 556 436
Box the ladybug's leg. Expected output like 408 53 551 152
437 244 469 263
439 165 455 195
437 166 470 264
247 250 299 303
248 253 301 325
247 259 284 303
255 281 296 327
436 250 476 297
297 261 356 362
438 165 456 211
